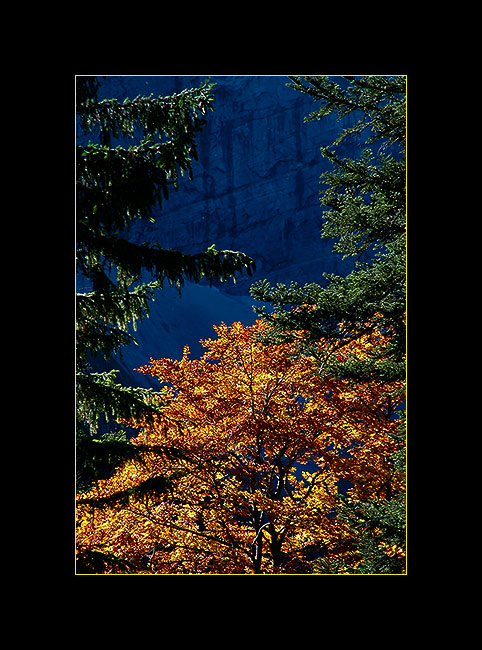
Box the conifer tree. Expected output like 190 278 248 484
250 76 406 573
251 76 406 382
76 76 255 489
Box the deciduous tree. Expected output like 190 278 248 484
76 320 404 574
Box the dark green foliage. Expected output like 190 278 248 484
318 414 406 574
287 75 406 146
76 76 255 490
76 423 185 494
251 76 406 573
316 494 406 574
251 75 406 381
319 148 405 258
76 370 161 429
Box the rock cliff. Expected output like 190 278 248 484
87 75 358 386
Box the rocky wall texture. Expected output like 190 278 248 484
97 76 356 292
85 76 360 384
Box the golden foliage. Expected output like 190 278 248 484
76 320 404 574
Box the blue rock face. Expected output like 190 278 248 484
84 75 358 385
100 76 354 291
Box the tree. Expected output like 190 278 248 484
249 77 406 572
250 76 406 382
76 320 405 574
76 76 255 489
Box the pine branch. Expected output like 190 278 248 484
80 232 255 289
78 80 214 146
287 75 405 145
76 370 162 430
